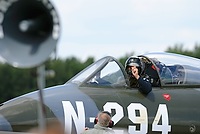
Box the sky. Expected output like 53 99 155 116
51 0 200 61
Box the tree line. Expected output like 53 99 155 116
0 44 200 103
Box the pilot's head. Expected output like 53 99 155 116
125 56 143 76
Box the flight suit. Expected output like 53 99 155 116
129 75 152 94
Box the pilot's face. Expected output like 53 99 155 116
129 66 139 77
129 66 138 71
130 66 136 69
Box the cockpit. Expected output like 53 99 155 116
142 52 200 86
68 52 200 88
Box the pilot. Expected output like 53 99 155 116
82 111 114 134
125 56 152 94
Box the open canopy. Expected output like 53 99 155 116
68 52 200 88
142 52 200 86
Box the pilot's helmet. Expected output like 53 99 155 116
125 56 143 75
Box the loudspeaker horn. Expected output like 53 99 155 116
0 0 60 68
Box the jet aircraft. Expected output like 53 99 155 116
0 52 200 134
0 0 200 134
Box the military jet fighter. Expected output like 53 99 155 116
0 52 200 134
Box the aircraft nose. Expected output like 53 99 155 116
0 113 12 131
0 96 39 132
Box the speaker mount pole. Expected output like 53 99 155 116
37 64 46 131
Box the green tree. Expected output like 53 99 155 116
0 64 36 103
166 43 200 59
